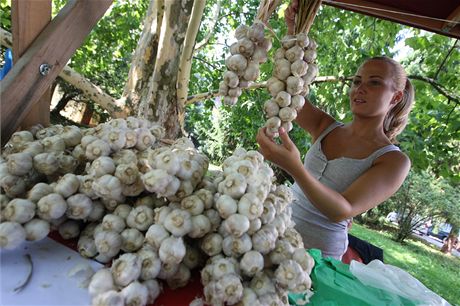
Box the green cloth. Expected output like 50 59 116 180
288 249 420 306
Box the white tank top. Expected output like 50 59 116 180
291 121 400 259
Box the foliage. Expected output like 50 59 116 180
350 223 460 305
382 170 460 243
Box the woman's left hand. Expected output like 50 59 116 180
256 127 303 174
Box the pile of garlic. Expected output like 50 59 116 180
264 33 318 137
1 121 315 306
219 22 272 106
0 118 208 252
199 148 314 305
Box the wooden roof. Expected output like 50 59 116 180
323 0 460 39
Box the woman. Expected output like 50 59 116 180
257 56 415 259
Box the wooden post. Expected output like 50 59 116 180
0 0 112 146
12 0 52 130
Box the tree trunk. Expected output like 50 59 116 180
138 0 195 139
121 0 164 114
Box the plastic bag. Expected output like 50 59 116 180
350 260 450 306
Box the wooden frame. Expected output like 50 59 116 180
324 0 460 39
0 0 112 146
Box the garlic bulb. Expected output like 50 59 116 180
94 230 122 258
292 248 315 274
142 279 161 305
121 281 148 306
126 205 155 231
188 214 212 238
159 236 186 265
3 199 36 223
88 156 116 178
274 259 304 290
37 193 67 220
24 218 50 241
66 193 93 220
223 214 250 237
166 263 191 289
102 214 126 233
120 228 144 252
58 220 81 239
216 273 243 305
88 268 116 297
78 235 98 258
240 250 264 277
163 208 192 237
0 221 26 249
111 253 142 287
92 174 123 201
6 152 33 176
145 223 170 250
137 246 161 280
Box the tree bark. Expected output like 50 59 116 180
177 0 206 107
121 0 164 114
139 0 195 139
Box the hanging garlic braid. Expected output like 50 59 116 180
364 56 415 144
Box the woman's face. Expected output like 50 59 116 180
349 60 401 118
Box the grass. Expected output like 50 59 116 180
349 223 460 306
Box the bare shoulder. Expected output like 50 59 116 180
373 149 411 179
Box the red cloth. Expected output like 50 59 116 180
341 245 363 264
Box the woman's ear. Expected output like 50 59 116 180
391 91 403 105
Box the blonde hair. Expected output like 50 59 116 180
364 56 415 143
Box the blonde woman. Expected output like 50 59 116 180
257 56 415 259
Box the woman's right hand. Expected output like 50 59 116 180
256 127 303 175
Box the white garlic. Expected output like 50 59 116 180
126 205 155 231
33 152 59 175
54 173 80 198
121 281 148 306
120 228 144 252
137 246 161 280
163 208 192 237
85 139 111 160
159 236 186 265
3 199 35 223
142 279 161 305
78 235 98 257
92 174 123 201
94 230 122 258
23 218 49 241
0 221 26 249
240 250 264 277
111 253 142 287
275 259 304 290
292 248 315 274
37 193 67 220
88 268 116 297
223 214 250 237
145 223 170 250
188 215 211 238
58 220 80 239
6 152 33 176
222 233 252 257
166 263 191 289
88 156 116 178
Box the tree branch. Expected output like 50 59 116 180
194 0 222 52
409 74 460 104
177 0 206 107
434 39 458 80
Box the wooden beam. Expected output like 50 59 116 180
12 0 52 131
323 0 460 39
442 5 460 33
0 0 112 146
